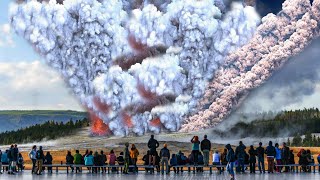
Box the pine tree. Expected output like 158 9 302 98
292 134 302 146
287 137 291 146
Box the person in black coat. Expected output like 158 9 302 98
200 135 211 166
100 150 107 173
248 145 257 173
282 142 290 172
44 152 53 173
256 142 265 173
148 135 159 166
66 151 74 172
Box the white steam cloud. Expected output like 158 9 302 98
181 0 320 132
9 0 260 136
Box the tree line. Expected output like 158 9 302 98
0 118 89 145
213 108 320 146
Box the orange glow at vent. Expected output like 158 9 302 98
150 117 161 127
89 111 111 136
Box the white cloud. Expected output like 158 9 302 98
0 23 14 47
0 60 84 110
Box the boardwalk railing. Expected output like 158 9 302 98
2 163 320 174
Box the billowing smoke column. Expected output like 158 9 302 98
181 0 320 132
9 0 260 136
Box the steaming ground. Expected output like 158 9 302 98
0 127 291 152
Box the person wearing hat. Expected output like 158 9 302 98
160 144 170 174
123 142 130 174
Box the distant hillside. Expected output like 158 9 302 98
213 108 320 138
0 118 90 145
0 110 88 132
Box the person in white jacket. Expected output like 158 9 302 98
212 150 221 172
28 145 37 174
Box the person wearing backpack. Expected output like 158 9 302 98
36 146 44 175
265 141 276 173
17 153 24 171
235 141 246 173
29 145 37 174
226 144 235 180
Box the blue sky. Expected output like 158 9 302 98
0 0 84 111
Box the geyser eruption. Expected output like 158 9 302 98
9 0 320 136
9 0 259 136
181 0 320 132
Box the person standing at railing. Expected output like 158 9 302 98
29 145 37 174
248 145 257 174
12 144 19 173
93 151 101 173
221 148 228 172
160 144 170 174
130 144 139 173
17 153 24 172
66 151 74 173
35 146 44 175
265 141 276 173
169 154 178 173
73 150 82 173
101 151 107 173
109 150 117 172
148 135 159 166
44 152 53 173
191 136 200 166
226 144 235 180
289 150 295 172
201 135 211 166
7 145 13 175
256 142 265 173
235 141 246 173
275 143 282 172
84 151 94 173
212 150 221 173
281 142 290 172
123 142 130 174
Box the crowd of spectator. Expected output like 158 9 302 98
1 134 320 179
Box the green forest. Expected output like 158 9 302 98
0 118 89 145
214 108 320 146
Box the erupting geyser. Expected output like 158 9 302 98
9 0 320 136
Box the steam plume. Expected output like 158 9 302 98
181 0 320 132
9 0 259 136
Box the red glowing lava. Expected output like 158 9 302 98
89 110 111 136
121 112 134 128
150 117 161 127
